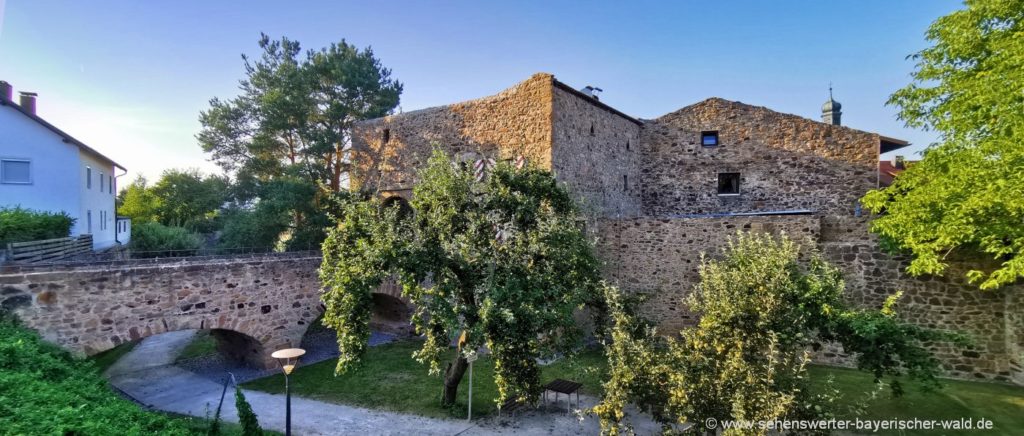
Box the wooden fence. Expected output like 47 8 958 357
3 235 93 264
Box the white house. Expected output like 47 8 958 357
0 81 130 250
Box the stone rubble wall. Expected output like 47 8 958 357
640 98 878 217
551 86 643 219
596 215 1022 384
817 218 1022 384
595 215 820 333
350 73 556 196
0 255 324 368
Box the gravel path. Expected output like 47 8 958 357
108 329 666 434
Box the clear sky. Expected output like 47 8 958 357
0 0 963 184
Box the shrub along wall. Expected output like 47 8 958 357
596 215 1023 385
0 206 74 247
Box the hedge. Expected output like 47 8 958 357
0 206 75 246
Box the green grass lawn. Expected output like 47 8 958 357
89 339 139 373
808 365 1024 435
176 330 219 362
244 340 1024 430
243 340 606 419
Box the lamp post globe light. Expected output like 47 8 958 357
271 347 305 436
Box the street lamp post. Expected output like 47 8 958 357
272 348 306 436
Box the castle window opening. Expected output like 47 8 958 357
382 128 391 144
626 140 630 151
702 131 719 147
717 172 740 195
590 123 595 136
623 174 628 191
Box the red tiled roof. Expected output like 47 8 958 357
878 160 916 187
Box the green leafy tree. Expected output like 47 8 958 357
234 387 262 436
150 169 228 230
198 33 402 249
594 233 964 435
320 148 603 407
862 0 1024 289
117 175 160 223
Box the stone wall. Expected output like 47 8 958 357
551 85 643 219
350 73 556 196
640 98 878 217
817 218 1023 384
595 215 820 333
596 214 1022 384
0 254 324 368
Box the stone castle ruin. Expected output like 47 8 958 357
351 73 1022 385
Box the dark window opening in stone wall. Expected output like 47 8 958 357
590 123 595 136
626 140 630 151
623 174 628 191
718 172 740 195
382 128 391 144
702 131 719 147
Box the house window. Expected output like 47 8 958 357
86 167 92 189
99 172 104 192
382 128 390 144
109 175 113 194
718 172 740 195
702 131 719 147
0 159 31 184
87 210 92 233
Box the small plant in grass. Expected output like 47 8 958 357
235 386 263 435
594 232 967 435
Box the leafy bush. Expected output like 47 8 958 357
0 312 192 434
129 221 202 257
594 232 965 435
0 206 75 246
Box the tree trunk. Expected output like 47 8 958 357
441 353 469 406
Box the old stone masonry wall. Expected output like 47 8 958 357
0 254 323 368
596 215 1023 385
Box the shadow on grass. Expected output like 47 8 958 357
243 339 606 419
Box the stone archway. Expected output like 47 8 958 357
370 293 413 335
381 195 413 219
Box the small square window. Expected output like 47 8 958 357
702 131 719 147
718 172 740 195
1 159 31 184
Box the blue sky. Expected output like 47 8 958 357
0 0 962 183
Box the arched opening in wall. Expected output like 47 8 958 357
370 293 413 335
381 196 413 220
98 328 268 381
208 329 266 368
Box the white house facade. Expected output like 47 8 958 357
0 81 128 250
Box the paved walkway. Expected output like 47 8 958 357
106 331 663 435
